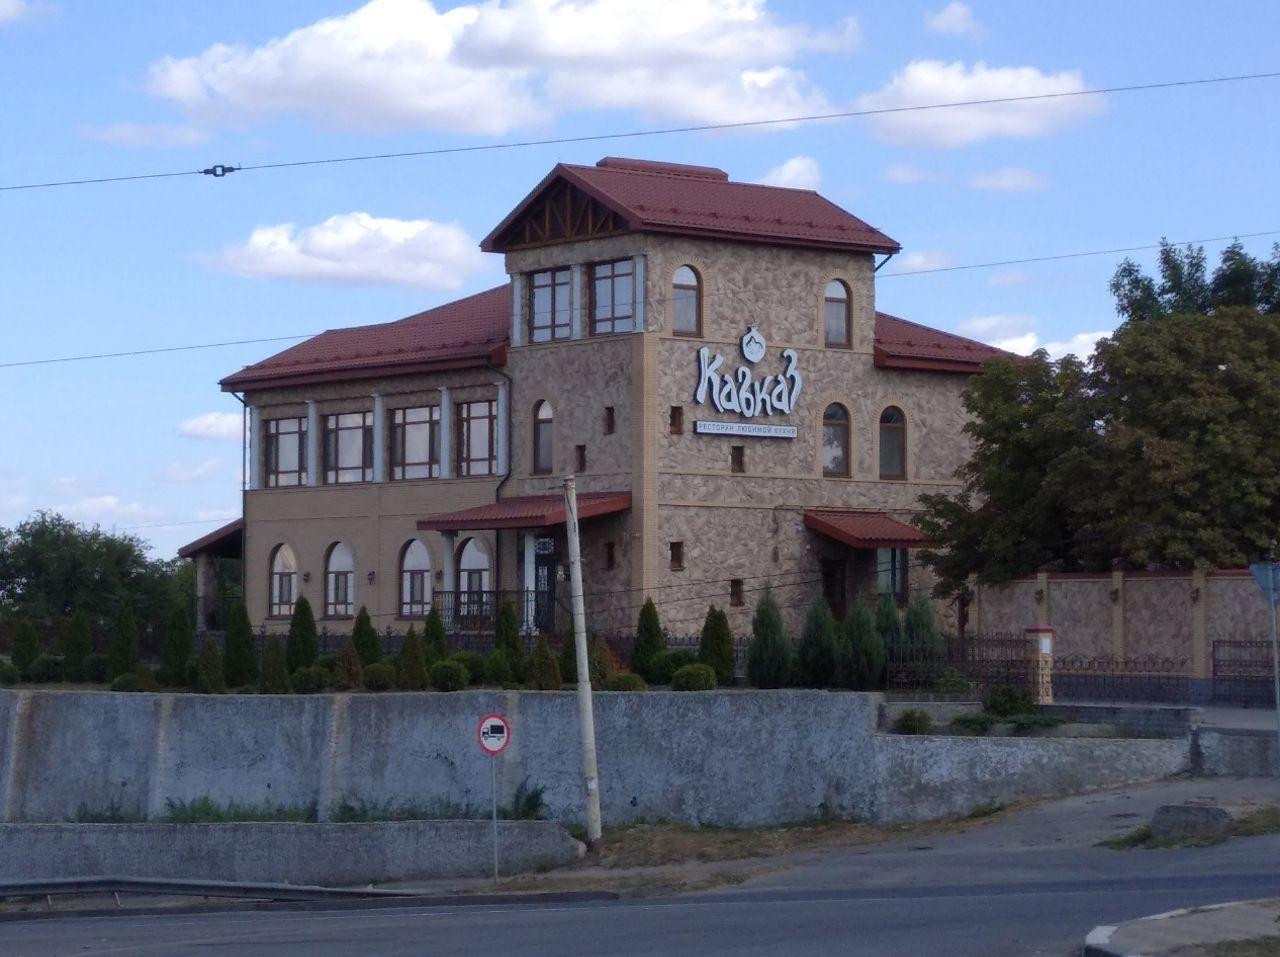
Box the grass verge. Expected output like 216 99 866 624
1100 804 1280 850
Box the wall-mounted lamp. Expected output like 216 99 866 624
1109 587 1120 604
1190 587 1201 604
302 571 311 584
435 569 444 584
367 571 376 585
1034 588 1045 604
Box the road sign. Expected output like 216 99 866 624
477 713 511 756
1251 563 1280 607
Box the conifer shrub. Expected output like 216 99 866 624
450 651 485 685
904 592 944 685
27 654 64 684
607 673 646 691
746 588 792 689
875 592 902 657
110 671 141 693
483 649 514 685
261 635 290 693
351 606 381 667
647 648 697 685
82 653 111 684
494 600 524 680
840 598 881 690
796 594 839 688
62 611 94 682
698 605 735 686
527 636 562 690
316 654 337 675
893 708 933 735
422 608 448 664
291 665 328 694
157 602 193 686
222 602 258 688
0 661 19 685
363 661 397 691
332 638 364 691
430 659 468 692
559 632 616 688
195 637 227 694
397 625 429 690
285 595 319 673
11 620 39 678
670 662 717 691
108 606 140 680
631 598 667 683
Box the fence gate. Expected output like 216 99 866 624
1212 640 1276 706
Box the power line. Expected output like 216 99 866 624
0 334 313 369
4 70 1278 192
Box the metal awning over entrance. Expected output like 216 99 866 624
177 518 244 559
416 491 631 532
802 509 928 549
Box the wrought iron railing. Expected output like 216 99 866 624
1212 639 1277 706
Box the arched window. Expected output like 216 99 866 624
672 265 702 336
324 542 355 618
457 538 492 620
822 403 850 477
269 544 297 617
879 406 906 479
532 401 553 475
399 540 432 618
824 280 851 348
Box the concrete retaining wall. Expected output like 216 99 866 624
0 820 581 885
1193 728 1278 777
0 689 1189 829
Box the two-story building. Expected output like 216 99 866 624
181 156 1004 638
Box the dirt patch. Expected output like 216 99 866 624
1100 804 1280 850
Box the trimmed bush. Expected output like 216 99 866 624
398 625 429 691
559 632 616 689
935 667 971 694
527 636 562 690
894 708 933 735
951 712 995 736
983 684 1035 717
450 651 485 685
82 653 110 684
262 636 290 693
11 620 39 678
291 665 328 694
671 662 717 691
351 606 381 667
62 611 94 682
108 605 140 680
746 588 792 689
607 673 646 691
483 649 515 685
1009 712 1064 735
222 602 258 688
316 653 337 675
195 637 227 694
796 594 839 688
0 661 19 685
431 658 468 692
333 638 364 691
363 661 397 691
698 605 735 686
647 648 696 685
286 595 319 673
134 665 160 692
110 671 141 693
27 654 63 684
631 598 667 684
422 608 448 664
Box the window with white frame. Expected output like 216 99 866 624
325 542 355 618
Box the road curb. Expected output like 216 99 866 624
1082 899 1253 956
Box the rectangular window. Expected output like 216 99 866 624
270 570 295 617
325 570 353 618
603 406 615 435
730 579 744 607
401 569 429 618
730 445 745 474
264 416 307 487
529 267 572 343
391 406 440 480
877 547 910 604
669 406 684 435
575 444 587 473
457 400 497 477
323 412 373 484
669 541 684 571
605 541 616 571
590 258 635 336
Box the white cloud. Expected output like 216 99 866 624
159 459 222 484
80 121 211 149
895 250 953 273
969 166 1046 192
856 60 1105 148
0 0 30 24
883 164 945 185
925 2 984 37
756 155 821 190
146 0 854 134
1043 330 1109 360
957 313 1036 338
987 268 1030 287
57 496 163 525
957 314 1108 359
215 212 487 289
179 412 243 443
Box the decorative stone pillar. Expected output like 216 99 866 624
632 255 646 332
247 405 261 491
510 274 525 348
1191 567 1209 679
522 531 537 634
1035 570 1051 627
571 264 585 340
305 400 320 487
495 379 509 476
440 531 458 628
1025 626 1054 704
438 387 454 479
371 393 386 483
1110 569 1126 658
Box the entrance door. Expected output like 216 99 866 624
534 538 557 634
822 559 847 620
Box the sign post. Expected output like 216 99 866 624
1248 563 1280 777
477 713 511 880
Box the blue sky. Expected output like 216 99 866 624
2 0 1278 558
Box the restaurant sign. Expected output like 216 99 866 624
694 326 802 438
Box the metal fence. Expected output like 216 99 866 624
1052 654 1193 704
1212 640 1277 706
886 632 1034 695
600 632 754 674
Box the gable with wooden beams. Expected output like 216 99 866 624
485 175 628 252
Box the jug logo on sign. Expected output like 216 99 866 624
694 326 802 418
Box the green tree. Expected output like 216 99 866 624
745 588 792 689
261 634 290 693
194 637 227 694
61 611 94 682
422 607 448 664
108 605 140 680
398 624 428 690
11 620 39 677
841 598 883 690
351 606 380 667
875 594 902 663
697 605 735 686
158 601 194 686
286 595 318 673
222 602 258 688
631 598 666 683
796 593 838 688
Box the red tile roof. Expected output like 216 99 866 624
220 285 510 391
417 492 631 532
178 518 244 559
482 157 900 254
875 311 1009 373
803 510 929 549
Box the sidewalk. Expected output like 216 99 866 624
1085 898 1280 956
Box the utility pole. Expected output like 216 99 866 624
563 475 603 850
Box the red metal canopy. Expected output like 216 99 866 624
803 509 928 549
417 492 631 532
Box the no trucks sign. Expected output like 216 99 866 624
478 713 511 756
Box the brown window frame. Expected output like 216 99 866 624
672 265 702 337
398 541 432 618
575 444 587 473
590 258 635 336
324 544 355 619
879 406 907 480
730 445 745 474
669 406 684 435
603 406 616 435
729 578 744 607
528 267 572 343
264 416 307 488
532 401 554 475
323 411 373 484
822 403 851 478
669 541 685 571
268 545 297 618
824 280 852 349
457 400 498 477
390 405 440 481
